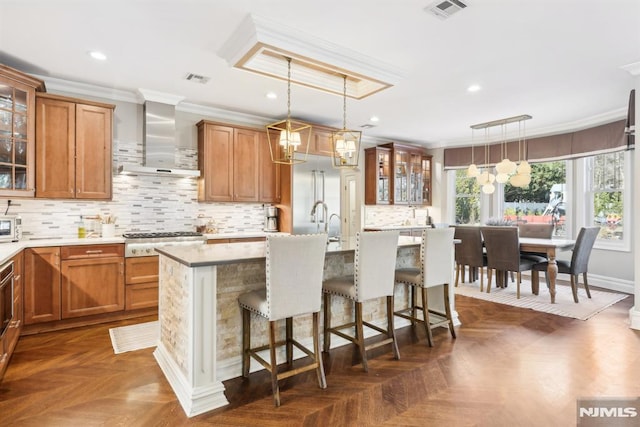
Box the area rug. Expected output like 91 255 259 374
454 280 629 320
109 321 159 354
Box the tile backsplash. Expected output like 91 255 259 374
9 138 265 239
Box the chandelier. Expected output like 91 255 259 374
266 57 311 165
467 114 532 194
330 75 361 168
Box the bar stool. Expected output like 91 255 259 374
322 230 400 372
238 233 327 407
394 228 456 347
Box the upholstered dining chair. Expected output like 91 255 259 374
480 226 537 298
518 223 555 262
531 226 599 303
322 230 400 372
238 233 327 407
453 225 487 291
395 228 456 347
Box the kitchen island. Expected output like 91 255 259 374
154 236 458 417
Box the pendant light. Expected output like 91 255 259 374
467 128 480 177
331 75 361 168
266 57 311 165
509 120 532 188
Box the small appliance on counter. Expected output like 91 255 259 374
0 215 22 243
264 205 279 232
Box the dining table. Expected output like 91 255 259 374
519 237 575 303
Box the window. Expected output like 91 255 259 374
586 151 628 248
503 161 568 237
453 169 480 224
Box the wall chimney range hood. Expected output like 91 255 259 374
118 89 200 178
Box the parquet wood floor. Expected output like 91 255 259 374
1 290 638 426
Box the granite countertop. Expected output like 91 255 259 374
364 225 433 230
0 236 126 265
203 231 288 240
155 235 421 268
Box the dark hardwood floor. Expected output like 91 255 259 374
1 289 639 426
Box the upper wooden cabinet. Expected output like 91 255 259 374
364 146 391 205
35 93 114 199
365 143 432 206
0 64 45 197
196 120 280 203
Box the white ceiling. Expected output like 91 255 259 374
1 0 638 148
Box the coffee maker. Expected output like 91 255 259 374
264 205 279 232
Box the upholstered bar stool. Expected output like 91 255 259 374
238 233 327 407
395 228 456 347
322 230 400 372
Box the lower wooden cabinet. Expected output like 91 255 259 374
24 247 61 324
125 256 158 311
24 244 125 324
61 256 124 318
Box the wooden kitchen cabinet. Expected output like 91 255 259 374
35 92 114 199
61 246 124 319
24 246 61 324
0 64 45 197
365 143 432 206
197 120 280 203
364 147 391 205
125 256 158 311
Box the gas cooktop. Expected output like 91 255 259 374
123 231 203 239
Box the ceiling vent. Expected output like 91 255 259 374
425 0 468 19
184 73 210 84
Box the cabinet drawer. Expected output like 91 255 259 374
61 244 124 260
125 256 159 284
125 282 158 311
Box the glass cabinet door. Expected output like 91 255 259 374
0 84 29 190
394 150 409 204
421 155 432 206
377 150 390 203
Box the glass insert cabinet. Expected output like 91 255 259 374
0 65 45 197
364 143 432 206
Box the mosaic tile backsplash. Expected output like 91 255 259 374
9 138 265 239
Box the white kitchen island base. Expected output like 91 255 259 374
153 260 229 417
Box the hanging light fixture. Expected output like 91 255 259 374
469 114 532 194
266 57 311 165
509 119 532 187
476 128 496 194
330 75 361 168
467 128 480 177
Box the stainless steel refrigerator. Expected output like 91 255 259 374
292 154 341 238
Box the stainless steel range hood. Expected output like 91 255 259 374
118 92 200 178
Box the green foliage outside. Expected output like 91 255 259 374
503 162 566 203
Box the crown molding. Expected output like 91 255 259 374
31 74 141 103
218 14 405 99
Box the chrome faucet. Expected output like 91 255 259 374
310 200 329 232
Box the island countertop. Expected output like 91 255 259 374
155 235 421 267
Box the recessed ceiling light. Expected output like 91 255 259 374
370 116 380 123
467 84 482 92
266 92 278 100
89 51 107 61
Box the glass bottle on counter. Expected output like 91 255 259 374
77 215 86 238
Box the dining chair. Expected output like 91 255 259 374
395 228 456 347
518 223 555 262
322 230 400 372
453 225 487 291
238 233 327 407
480 226 537 298
531 226 599 303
